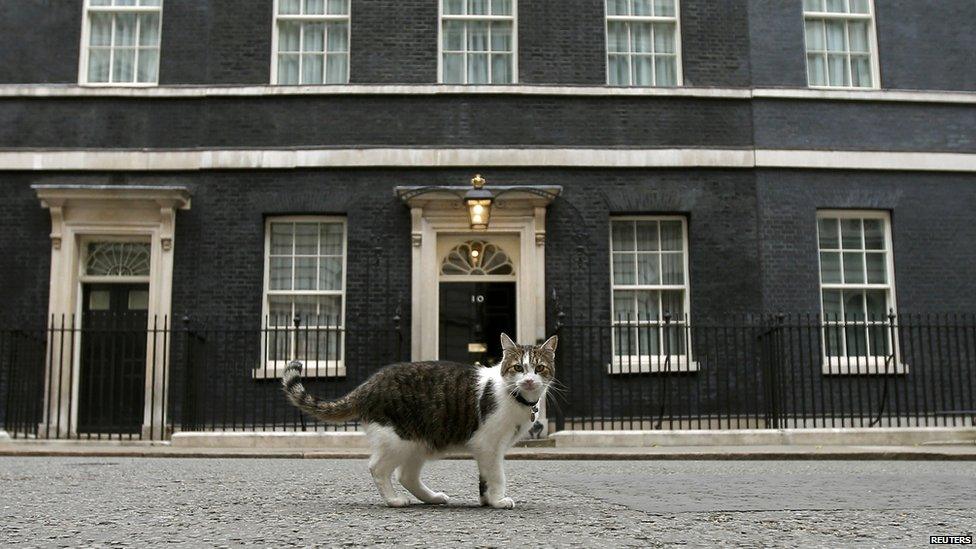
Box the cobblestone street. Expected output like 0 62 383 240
1 457 973 547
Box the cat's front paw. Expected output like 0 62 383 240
384 496 411 508
489 497 515 509
426 492 450 505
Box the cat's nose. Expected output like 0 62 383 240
521 379 537 389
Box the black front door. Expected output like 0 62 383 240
439 282 516 366
78 283 149 434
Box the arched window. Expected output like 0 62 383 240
440 240 514 276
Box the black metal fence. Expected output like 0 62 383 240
2 313 975 440
550 313 976 431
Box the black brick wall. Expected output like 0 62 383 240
747 0 807 88
350 0 437 84
681 0 752 88
517 0 606 85
875 0 976 92
0 0 83 84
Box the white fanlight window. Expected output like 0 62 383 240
79 0 163 86
803 0 880 88
261 217 347 377
272 0 350 85
440 0 517 84
817 211 901 374
605 0 682 87
609 217 694 373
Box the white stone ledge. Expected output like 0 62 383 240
551 427 976 447
2 148 976 172
0 84 973 103
171 431 368 449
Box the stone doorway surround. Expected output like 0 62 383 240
33 185 191 439
395 184 560 360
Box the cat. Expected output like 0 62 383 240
282 332 557 509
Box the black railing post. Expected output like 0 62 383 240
393 302 403 362
180 316 193 431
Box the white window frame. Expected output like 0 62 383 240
437 0 519 85
816 210 904 374
256 216 348 379
608 215 696 373
270 0 351 85
604 0 683 87
78 0 163 87
802 0 881 90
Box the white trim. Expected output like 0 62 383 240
259 215 347 378
604 0 683 87
438 0 518 84
5 148 976 172
5 83 976 103
270 0 351 85
802 0 881 90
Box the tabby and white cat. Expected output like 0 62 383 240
282 333 556 509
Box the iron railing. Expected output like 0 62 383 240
2 313 974 439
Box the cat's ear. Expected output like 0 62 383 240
500 332 517 351
540 334 558 353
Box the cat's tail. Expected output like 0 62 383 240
282 361 360 422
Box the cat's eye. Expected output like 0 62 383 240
513 364 524 372
536 365 547 373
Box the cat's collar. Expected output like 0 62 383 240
512 391 540 412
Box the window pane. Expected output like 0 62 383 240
822 289 842 320
444 0 464 15
608 55 630 86
636 290 658 321
607 22 629 54
278 54 300 84
606 0 629 16
91 0 112 5
825 0 846 12
820 252 841 283
851 55 872 87
305 0 325 15
638 325 659 357
467 53 489 83
270 257 293 290
655 56 677 86
138 13 160 46
115 13 137 46
279 22 301 52
613 290 636 321
848 20 869 52
615 327 638 356
113 48 135 82
491 0 512 15
807 54 827 86
116 0 137 5
825 21 846 52
295 257 317 290
490 22 512 52
653 0 675 17
613 253 636 285
469 0 488 15
844 290 865 321
294 295 318 325
803 0 823 11
653 23 675 54
279 0 301 14
637 253 660 285
862 219 884 249
869 323 889 356
294 223 319 254
490 54 512 84
319 295 342 322
631 23 651 53
90 13 112 46
825 325 843 356
271 223 293 254
444 21 464 51
268 296 293 325
661 290 683 319
136 49 158 83
865 289 886 321
841 218 862 249
319 257 343 290
327 22 349 52
88 49 111 82
804 20 824 50
660 221 682 251
611 221 635 251
818 217 839 249
635 220 658 251
850 0 870 13
327 0 348 15
842 252 864 283
325 54 347 83
661 252 683 284
865 252 886 283
302 54 323 83
320 223 343 255
633 56 653 86
633 0 652 16
443 53 464 83
845 324 867 355
468 21 489 51
304 23 325 52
